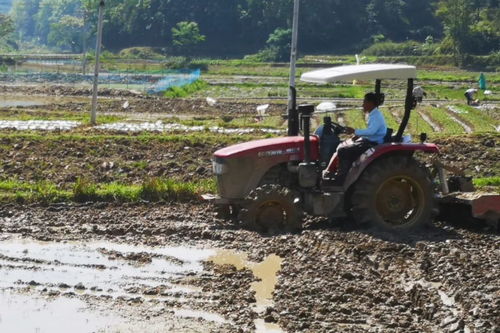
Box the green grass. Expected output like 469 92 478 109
448 105 499 133
0 132 275 146
418 106 466 134
343 109 366 129
0 111 125 125
473 177 500 188
424 85 472 101
418 70 500 84
380 109 400 131
0 177 217 204
163 80 208 98
0 180 71 203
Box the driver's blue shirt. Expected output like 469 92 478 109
355 108 387 144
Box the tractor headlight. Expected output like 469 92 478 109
212 160 228 175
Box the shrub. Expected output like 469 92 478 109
118 47 166 60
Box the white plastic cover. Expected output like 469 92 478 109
300 64 417 84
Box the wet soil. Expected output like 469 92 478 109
0 203 498 332
431 134 500 177
0 136 218 186
0 133 497 189
0 85 286 117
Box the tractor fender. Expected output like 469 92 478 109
343 143 439 190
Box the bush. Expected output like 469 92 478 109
244 48 280 62
119 47 166 60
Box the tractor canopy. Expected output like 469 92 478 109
300 64 417 84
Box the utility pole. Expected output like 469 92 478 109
91 0 105 125
287 0 300 136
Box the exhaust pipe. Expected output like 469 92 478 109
298 104 314 163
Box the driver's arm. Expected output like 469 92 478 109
354 112 383 136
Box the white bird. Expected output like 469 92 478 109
256 104 270 117
206 97 217 106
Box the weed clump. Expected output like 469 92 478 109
139 177 200 202
73 178 97 202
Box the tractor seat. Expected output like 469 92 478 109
383 128 394 143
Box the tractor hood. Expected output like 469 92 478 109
214 136 319 160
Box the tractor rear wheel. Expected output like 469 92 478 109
350 155 434 231
238 184 303 234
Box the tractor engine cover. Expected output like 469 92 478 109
213 136 319 200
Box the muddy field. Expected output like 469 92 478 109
0 82 499 332
0 203 498 332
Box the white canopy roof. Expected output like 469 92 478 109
300 64 417 84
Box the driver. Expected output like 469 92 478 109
332 92 387 184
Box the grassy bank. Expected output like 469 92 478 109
0 177 216 204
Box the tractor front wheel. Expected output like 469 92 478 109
350 155 434 231
238 184 303 234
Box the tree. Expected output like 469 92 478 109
48 15 84 52
436 0 475 62
265 28 291 61
171 21 206 55
0 14 14 39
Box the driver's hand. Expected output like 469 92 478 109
345 127 355 135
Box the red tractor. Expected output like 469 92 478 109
207 64 499 233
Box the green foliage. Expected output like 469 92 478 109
0 177 216 204
73 177 97 202
171 21 206 55
47 15 84 52
118 47 166 60
362 40 439 56
0 14 14 39
0 14 16 51
473 177 500 188
8 0 500 58
436 0 499 63
163 80 208 98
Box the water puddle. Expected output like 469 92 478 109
95 121 284 135
0 120 81 131
0 236 285 331
209 250 285 332
0 291 122 332
0 236 213 298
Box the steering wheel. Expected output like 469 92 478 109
330 121 347 134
